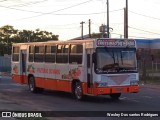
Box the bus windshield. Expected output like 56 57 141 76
95 47 137 74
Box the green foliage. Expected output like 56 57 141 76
91 32 102 38
0 25 59 55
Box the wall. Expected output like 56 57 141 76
0 55 11 72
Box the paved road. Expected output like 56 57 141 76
0 76 160 120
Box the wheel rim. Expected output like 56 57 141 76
29 78 34 91
75 84 82 100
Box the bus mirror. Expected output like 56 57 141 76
92 53 96 63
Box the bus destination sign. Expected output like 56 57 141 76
97 39 135 47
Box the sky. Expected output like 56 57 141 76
0 0 160 40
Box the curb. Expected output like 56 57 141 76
140 84 160 89
0 72 11 77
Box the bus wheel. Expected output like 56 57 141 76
110 93 121 100
28 77 43 93
74 82 83 100
28 77 36 93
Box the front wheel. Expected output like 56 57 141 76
28 77 36 92
110 93 121 100
28 77 43 93
73 82 83 100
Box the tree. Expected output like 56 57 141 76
0 25 59 56
91 32 102 38
0 25 17 55
34 28 58 42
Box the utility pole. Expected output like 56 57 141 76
89 19 91 38
124 8 126 38
125 0 128 38
106 0 109 38
80 21 85 40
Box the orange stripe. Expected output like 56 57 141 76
44 79 72 92
82 83 87 94
23 75 28 84
35 78 72 93
35 77 44 88
56 80 72 92
12 75 26 84
44 78 57 90
12 75 140 96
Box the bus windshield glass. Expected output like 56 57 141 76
95 47 137 74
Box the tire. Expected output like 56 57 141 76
28 77 43 93
110 93 121 100
28 76 36 92
73 82 83 100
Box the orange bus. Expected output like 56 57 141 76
12 38 139 100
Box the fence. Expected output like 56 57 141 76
138 60 160 83
136 39 160 83
0 55 11 73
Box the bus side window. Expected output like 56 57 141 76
56 45 69 63
12 46 20 62
69 44 83 64
29 46 34 62
34 46 44 62
63 45 69 63
56 45 63 63
45 45 56 63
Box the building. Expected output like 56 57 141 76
136 39 160 82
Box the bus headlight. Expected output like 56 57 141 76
95 82 108 87
130 81 139 85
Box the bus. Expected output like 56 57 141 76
12 38 139 100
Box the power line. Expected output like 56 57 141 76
10 0 48 7
129 10 160 21
48 9 122 15
111 32 149 39
0 5 43 14
17 0 94 20
47 23 79 27
129 26 160 35
0 2 122 16
47 9 122 15
92 22 123 27
16 22 80 29
50 27 80 30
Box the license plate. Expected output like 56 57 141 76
116 87 124 92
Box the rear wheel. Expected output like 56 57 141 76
73 82 83 100
110 93 121 100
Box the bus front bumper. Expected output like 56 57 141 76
93 85 139 96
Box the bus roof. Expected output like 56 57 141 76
12 39 94 46
12 38 136 48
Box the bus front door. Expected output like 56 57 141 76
86 49 93 94
20 50 27 84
